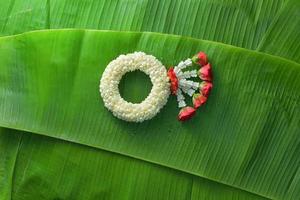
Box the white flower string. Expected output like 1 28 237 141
171 59 198 106
100 52 170 122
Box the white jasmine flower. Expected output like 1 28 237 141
100 52 170 122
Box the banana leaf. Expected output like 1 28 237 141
0 30 299 199
0 0 299 62
257 0 300 63
0 0 299 199
1 129 269 200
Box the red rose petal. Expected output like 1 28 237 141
178 106 196 121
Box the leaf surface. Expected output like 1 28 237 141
0 0 299 62
0 130 268 200
0 30 299 199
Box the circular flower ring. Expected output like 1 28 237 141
100 52 170 122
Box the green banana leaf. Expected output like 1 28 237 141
0 0 299 199
0 30 300 199
256 0 300 63
0 0 299 62
1 129 268 200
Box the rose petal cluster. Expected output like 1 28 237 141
192 51 208 66
100 52 170 122
199 81 213 97
192 93 207 109
178 106 196 121
198 63 212 81
167 67 179 95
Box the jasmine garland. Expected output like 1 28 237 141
100 51 213 122
100 52 170 122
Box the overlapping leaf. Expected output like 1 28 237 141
1 130 269 200
0 0 299 62
0 30 299 199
